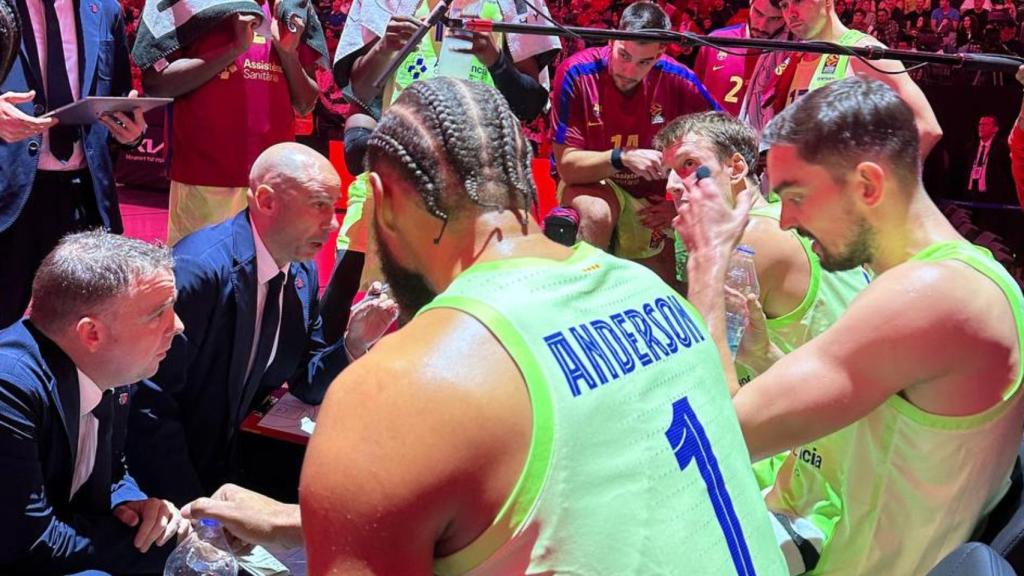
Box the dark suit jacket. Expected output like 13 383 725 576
0 0 131 234
960 137 1016 204
0 320 171 575
128 210 350 505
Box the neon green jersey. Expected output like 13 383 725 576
382 0 501 109
424 242 787 576
766 241 1024 575
740 202 871 382
741 202 870 490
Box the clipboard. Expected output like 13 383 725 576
42 96 172 125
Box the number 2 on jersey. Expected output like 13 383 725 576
665 396 756 575
724 76 744 104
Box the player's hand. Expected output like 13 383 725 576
231 14 259 56
99 89 146 145
183 483 303 549
671 166 754 259
345 281 399 359
621 149 666 181
0 91 56 143
732 288 767 361
637 196 677 231
449 30 501 67
382 15 422 52
272 13 305 55
114 498 190 553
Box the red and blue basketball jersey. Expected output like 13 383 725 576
549 46 720 200
692 24 759 117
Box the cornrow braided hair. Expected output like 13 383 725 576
366 77 537 234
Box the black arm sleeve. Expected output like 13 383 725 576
488 50 549 123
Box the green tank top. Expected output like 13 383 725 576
786 29 868 105
765 241 1024 575
382 0 501 109
745 202 871 363
425 242 787 576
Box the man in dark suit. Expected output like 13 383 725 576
0 231 187 575
0 0 148 329
128 142 395 506
962 115 1015 204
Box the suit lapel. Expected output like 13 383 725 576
14 0 43 94
78 0 98 96
227 212 258 428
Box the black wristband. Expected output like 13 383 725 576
610 148 626 171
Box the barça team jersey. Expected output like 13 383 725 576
549 46 720 200
693 24 759 117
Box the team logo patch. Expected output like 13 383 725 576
90 3 98 13
592 103 601 118
219 64 238 80
650 103 664 125
820 54 840 75
717 50 728 61
118 392 128 406
294 277 304 290
775 57 791 76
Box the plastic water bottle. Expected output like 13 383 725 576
724 245 760 359
163 519 238 576
437 0 502 82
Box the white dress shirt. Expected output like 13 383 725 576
70 369 102 499
245 222 289 382
26 0 86 170
971 137 993 193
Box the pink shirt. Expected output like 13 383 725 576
169 2 316 187
26 0 86 171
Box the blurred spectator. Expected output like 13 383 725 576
708 0 735 28
874 8 901 44
932 0 962 29
837 0 854 22
957 14 982 48
852 8 871 31
323 0 348 33
999 19 1024 54
960 115 1015 203
858 0 877 28
883 0 905 25
960 0 993 20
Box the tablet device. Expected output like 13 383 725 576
42 96 172 125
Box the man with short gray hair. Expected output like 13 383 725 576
0 230 188 574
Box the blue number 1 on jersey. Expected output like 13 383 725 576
666 396 756 576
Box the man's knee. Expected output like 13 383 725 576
562 184 619 247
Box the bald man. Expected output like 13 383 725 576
128 143 397 506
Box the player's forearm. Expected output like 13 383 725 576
349 39 395 103
278 50 318 115
557 149 618 185
142 48 242 98
686 250 741 396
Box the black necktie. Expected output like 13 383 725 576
239 271 286 422
42 0 78 161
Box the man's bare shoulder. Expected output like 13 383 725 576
835 254 1019 394
303 306 533 568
